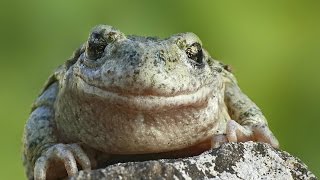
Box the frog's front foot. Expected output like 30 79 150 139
212 120 279 149
34 143 91 180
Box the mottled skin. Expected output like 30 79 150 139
23 25 279 180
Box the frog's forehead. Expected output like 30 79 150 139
126 35 161 42
125 33 202 47
87 24 202 51
88 24 202 45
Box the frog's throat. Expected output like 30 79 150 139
76 77 214 111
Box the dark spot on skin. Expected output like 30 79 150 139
150 75 156 87
111 47 121 58
233 100 246 109
129 61 135 66
215 68 222 73
206 122 215 130
129 51 137 59
153 59 160 67
225 91 234 98
158 50 166 62
207 57 214 66
133 70 140 75
239 107 262 121
158 83 166 89
110 78 115 84
227 106 235 117
132 73 138 83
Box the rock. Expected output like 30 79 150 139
70 142 317 180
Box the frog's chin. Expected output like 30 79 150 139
76 77 213 111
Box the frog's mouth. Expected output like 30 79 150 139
76 77 214 111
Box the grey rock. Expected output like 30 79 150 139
70 142 317 180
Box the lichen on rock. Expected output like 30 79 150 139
70 142 317 180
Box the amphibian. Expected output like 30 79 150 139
23 25 279 180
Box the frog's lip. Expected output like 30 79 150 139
77 77 213 111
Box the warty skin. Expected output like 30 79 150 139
23 25 279 180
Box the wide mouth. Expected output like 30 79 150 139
76 77 213 111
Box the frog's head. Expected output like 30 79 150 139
58 25 225 153
64 24 222 111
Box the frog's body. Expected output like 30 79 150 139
23 25 279 180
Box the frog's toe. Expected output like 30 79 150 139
34 143 91 180
225 120 279 148
226 120 252 143
68 144 91 170
211 134 228 148
252 124 279 148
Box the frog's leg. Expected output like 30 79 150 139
222 70 279 148
23 81 91 180
209 61 279 148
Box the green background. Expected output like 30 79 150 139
0 0 319 179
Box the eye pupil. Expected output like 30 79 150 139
186 43 204 67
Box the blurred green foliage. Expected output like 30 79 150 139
0 0 319 179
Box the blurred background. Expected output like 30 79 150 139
0 0 319 179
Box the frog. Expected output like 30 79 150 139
22 24 279 180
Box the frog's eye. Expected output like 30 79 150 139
85 25 125 60
185 43 204 68
85 31 108 60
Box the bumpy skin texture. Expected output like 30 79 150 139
23 25 279 180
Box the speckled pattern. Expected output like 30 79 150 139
23 25 279 180
70 142 317 180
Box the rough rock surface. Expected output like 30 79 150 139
70 142 317 180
